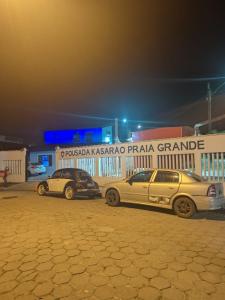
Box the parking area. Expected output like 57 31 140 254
0 190 225 299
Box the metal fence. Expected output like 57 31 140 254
56 134 225 187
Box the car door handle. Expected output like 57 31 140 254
169 187 175 189
143 186 148 189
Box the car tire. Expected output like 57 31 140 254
106 189 120 206
64 185 74 200
173 197 196 218
37 183 46 196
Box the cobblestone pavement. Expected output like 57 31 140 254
0 191 225 300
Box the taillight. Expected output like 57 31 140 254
207 184 216 197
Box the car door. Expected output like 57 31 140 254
148 170 180 205
59 169 75 192
47 170 62 192
119 171 153 203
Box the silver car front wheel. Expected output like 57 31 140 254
106 189 120 206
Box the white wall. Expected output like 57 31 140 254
0 149 26 183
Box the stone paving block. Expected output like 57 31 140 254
53 271 71 284
161 287 185 300
199 271 222 284
130 275 148 288
94 285 115 300
53 284 72 298
104 266 121 277
110 274 130 287
13 280 37 296
69 264 86 275
33 282 54 298
36 261 54 271
141 267 158 279
193 279 215 294
70 272 90 289
122 266 139 278
0 280 18 294
138 286 161 300
90 274 109 286
150 276 170 290
115 286 138 299
0 270 20 283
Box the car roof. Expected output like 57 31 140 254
56 168 88 172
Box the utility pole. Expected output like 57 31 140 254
114 118 120 143
207 82 212 132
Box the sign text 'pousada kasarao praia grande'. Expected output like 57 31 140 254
60 140 205 159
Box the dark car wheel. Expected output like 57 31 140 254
37 184 46 196
106 189 120 206
173 197 196 218
64 185 74 200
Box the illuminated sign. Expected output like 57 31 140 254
59 139 205 159
44 127 111 145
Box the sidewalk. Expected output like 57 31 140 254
0 181 38 192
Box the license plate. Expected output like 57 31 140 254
87 183 94 187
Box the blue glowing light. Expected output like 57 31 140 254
44 128 102 145
122 118 127 123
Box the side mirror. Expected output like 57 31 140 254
48 176 51 179
126 179 133 185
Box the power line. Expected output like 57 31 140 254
26 108 180 126
144 75 225 83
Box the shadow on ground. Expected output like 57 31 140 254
119 202 225 221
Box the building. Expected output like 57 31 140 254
44 126 112 146
132 126 194 142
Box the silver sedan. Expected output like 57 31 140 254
104 169 225 218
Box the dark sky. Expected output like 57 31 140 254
1 0 225 143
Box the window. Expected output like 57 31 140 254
77 171 91 181
184 171 202 182
62 169 73 179
38 155 52 167
52 170 61 179
131 171 153 183
154 171 179 183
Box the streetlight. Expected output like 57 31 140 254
122 118 127 124
137 124 142 129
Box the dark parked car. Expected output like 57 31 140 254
37 168 101 200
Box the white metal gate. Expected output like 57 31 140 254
0 149 26 183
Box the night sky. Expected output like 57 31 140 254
1 0 225 144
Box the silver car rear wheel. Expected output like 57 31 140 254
173 197 196 218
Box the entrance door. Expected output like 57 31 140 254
120 170 153 203
149 170 180 205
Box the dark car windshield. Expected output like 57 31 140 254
77 171 91 181
184 171 203 182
